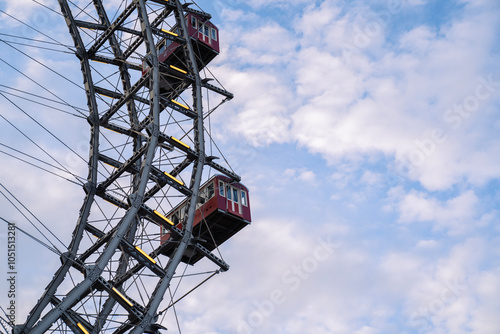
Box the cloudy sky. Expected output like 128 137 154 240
1 0 500 333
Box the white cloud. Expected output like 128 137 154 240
216 0 500 191
396 189 479 234
298 170 316 182
402 238 500 334
360 170 382 186
323 2 500 189
469 269 500 333
182 221 500 334
282 168 316 183
416 239 439 249
213 65 292 146
235 23 297 66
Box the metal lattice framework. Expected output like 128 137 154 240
14 1 238 333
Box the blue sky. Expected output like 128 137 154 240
1 0 500 333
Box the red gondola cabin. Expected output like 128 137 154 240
160 175 251 264
143 13 220 75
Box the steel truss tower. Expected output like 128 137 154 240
14 1 238 333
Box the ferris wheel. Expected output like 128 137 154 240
1 1 250 333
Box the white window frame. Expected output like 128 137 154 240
241 190 248 207
219 180 225 197
232 187 239 204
